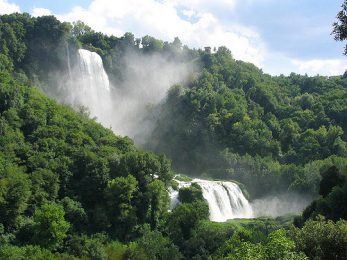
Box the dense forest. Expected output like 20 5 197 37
0 7 347 260
148 49 347 197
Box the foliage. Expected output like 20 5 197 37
0 244 59 260
136 226 181 260
0 69 173 254
0 11 347 259
295 165 347 224
166 200 209 246
63 233 108 260
333 1 347 55
216 228 307 260
147 48 347 197
0 166 31 229
31 203 70 250
292 217 347 260
178 182 203 203
1 12 346 200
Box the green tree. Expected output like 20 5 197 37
319 165 345 197
71 20 93 38
265 229 307 260
0 54 13 72
166 200 209 245
0 168 31 228
29 169 59 209
32 203 70 250
105 175 138 239
64 233 108 260
0 245 58 260
292 217 347 260
146 179 169 229
60 197 88 233
333 1 347 55
136 226 181 260
178 183 204 203
296 165 347 222
141 35 163 53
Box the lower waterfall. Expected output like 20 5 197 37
169 178 253 222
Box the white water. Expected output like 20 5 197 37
169 180 192 209
77 49 110 91
56 48 196 142
67 50 251 222
65 49 112 127
170 178 253 222
61 50 306 221
66 44 72 81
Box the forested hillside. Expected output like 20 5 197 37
0 70 179 255
147 47 347 197
0 11 347 259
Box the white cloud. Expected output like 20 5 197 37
291 58 347 76
181 9 196 18
23 0 343 76
168 0 236 15
54 0 265 66
0 0 20 14
32 7 52 17
259 52 347 76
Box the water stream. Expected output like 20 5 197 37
169 178 253 222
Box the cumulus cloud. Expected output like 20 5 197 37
257 51 347 76
54 0 265 66
291 58 347 76
0 0 20 14
181 9 196 18
169 0 236 15
32 7 52 17
20 0 344 76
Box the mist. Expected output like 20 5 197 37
48 47 314 221
109 50 197 144
52 47 197 145
251 192 315 218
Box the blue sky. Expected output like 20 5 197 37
233 0 344 59
9 0 89 13
1 0 346 75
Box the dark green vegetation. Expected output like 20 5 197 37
0 71 178 258
295 166 347 225
148 47 347 197
0 8 347 259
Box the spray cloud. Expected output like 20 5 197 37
54 47 197 145
251 192 314 218
109 50 196 144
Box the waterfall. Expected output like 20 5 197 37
77 49 110 91
169 178 253 222
66 49 112 127
169 180 192 209
66 43 72 81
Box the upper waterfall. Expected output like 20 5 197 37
65 49 113 127
77 49 110 91
170 178 253 222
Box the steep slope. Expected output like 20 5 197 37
0 71 173 241
147 48 347 197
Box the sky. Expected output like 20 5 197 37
1 0 347 76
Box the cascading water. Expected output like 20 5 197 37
66 44 72 81
169 180 192 209
169 178 253 222
65 49 113 127
64 50 252 222
77 49 110 91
